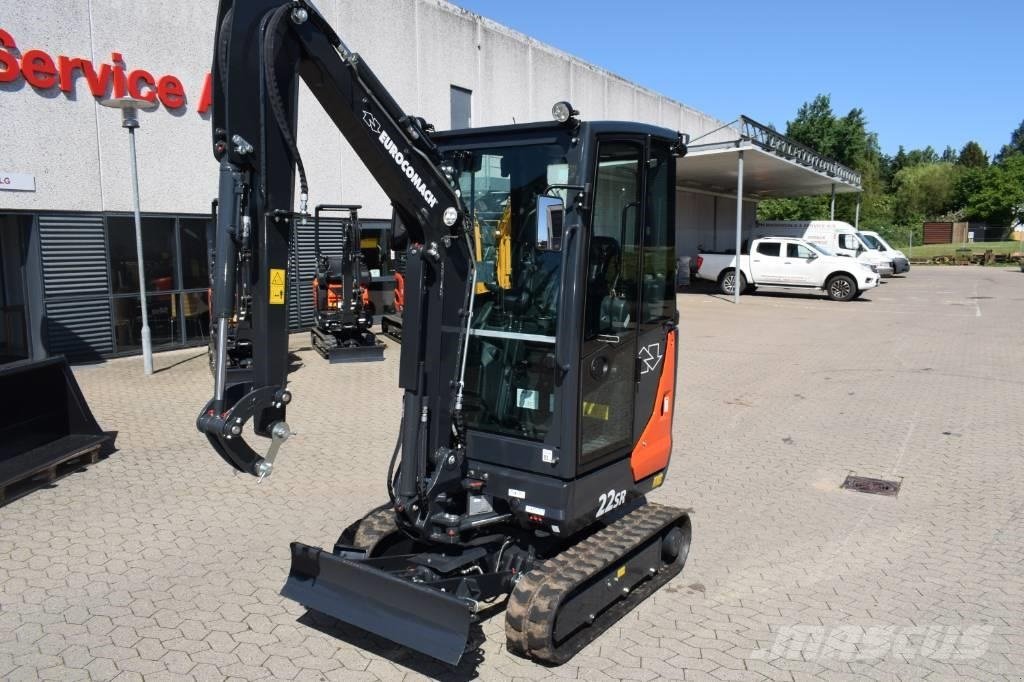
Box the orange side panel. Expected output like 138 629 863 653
630 330 677 482
313 278 367 309
394 272 405 312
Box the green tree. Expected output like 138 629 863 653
786 94 838 156
957 141 988 168
962 154 1024 225
757 196 829 221
891 146 908 173
905 146 939 166
891 163 960 224
941 145 958 163
994 119 1024 163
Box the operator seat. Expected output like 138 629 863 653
316 256 371 312
586 236 622 335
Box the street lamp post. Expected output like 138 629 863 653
100 96 158 375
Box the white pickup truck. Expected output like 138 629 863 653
695 237 880 301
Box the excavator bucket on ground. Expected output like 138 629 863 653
0 357 114 503
282 542 474 664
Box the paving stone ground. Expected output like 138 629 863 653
2 266 1023 681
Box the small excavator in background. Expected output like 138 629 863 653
309 204 384 362
198 0 691 665
377 215 408 342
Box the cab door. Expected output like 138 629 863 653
750 240 787 282
783 241 820 284
578 139 644 467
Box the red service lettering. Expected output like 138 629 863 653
81 61 114 98
0 27 209 114
111 52 127 98
197 72 213 114
128 69 157 102
57 56 84 93
21 49 58 89
0 28 18 82
157 75 185 108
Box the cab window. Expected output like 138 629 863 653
838 234 859 250
756 242 781 257
787 243 814 259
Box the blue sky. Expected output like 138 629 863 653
453 0 1023 159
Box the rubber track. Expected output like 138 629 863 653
505 502 689 665
311 329 338 358
351 507 400 555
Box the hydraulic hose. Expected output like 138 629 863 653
262 5 309 205
386 414 403 504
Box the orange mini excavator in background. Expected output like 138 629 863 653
308 204 385 362
198 0 691 665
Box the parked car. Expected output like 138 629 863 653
696 237 880 301
755 220 895 276
859 230 910 274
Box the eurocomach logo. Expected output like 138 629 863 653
0 28 213 113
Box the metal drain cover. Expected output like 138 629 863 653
841 474 901 497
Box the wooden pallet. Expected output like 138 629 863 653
0 437 106 506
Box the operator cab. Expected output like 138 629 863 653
433 119 683 482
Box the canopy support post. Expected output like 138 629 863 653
734 150 744 305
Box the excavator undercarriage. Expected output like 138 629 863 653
198 0 691 665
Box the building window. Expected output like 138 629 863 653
107 216 177 294
179 219 210 290
450 85 472 129
105 214 212 354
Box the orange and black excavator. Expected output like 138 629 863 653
308 204 384 362
198 0 691 665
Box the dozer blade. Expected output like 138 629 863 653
282 542 473 665
323 342 385 364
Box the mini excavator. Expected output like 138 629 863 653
308 204 385 362
197 0 691 665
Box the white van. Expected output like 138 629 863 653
755 221 894 276
859 230 910 274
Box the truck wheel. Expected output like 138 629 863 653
719 271 747 296
826 275 857 301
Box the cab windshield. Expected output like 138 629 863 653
861 234 883 250
448 140 573 441
806 242 834 256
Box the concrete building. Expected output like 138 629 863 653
0 0 857 362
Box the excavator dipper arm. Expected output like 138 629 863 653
196 0 469 484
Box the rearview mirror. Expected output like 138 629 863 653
536 195 564 251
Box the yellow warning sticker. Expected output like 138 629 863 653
269 268 286 305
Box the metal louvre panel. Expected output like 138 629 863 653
39 214 114 358
44 298 113 357
288 218 344 331
39 214 110 298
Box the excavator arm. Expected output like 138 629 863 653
196 0 471 487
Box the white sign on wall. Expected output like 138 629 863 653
0 172 35 192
